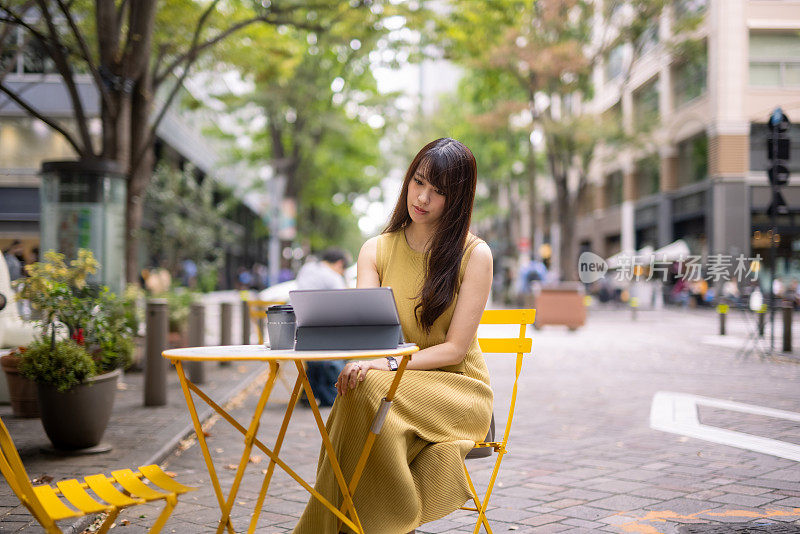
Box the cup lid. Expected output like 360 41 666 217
267 304 294 313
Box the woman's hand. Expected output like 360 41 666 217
336 359 389 396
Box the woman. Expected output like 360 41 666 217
294 138 493 534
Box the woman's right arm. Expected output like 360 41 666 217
356 236 380 288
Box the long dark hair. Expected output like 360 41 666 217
384 138 478 331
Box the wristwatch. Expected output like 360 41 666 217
386 356 398 371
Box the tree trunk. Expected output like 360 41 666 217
556 188 577 281
125 68 155 284
526 137 538 256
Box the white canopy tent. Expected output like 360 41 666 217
651 239 691 262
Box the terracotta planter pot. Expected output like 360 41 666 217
0 353 40 418
37 369 120 451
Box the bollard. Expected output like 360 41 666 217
241 300 251 345
220 301 233 365
630 297 638 321
144 298 168 406
758 305 767 337
187 302 206 383
717 303 729 336
782 303 793 353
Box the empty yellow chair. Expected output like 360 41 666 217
0 416 196 533
460 308 535 534
245 299 287 346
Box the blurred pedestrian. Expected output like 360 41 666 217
237 266 253 290
3 240 23 283
181 258 198 288
294 248 350 407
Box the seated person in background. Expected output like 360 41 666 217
294 247 350 407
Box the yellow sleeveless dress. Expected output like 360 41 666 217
292 229 493 534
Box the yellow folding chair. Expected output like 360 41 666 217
245 299 287 346
460 308 535 534
0 416 195 533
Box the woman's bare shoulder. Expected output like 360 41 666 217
468 241 493 267
359 235 380 257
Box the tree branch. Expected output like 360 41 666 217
55 0 110 108
35 0 94 154
0 81 84 155
0 6 50 45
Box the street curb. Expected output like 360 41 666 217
66 364 266 534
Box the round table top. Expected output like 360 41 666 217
162 343 418 362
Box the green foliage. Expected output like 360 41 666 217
19 339 97 393
202 2 409 252
89 289 136 373
13 249 136 381
141 163 237 291
158 288 195 334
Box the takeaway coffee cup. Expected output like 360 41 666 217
266 304 296 350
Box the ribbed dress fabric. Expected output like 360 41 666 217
292 229 493 534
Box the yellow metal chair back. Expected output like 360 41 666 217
245 299 286 345
460 308 535 534
0 416 195 533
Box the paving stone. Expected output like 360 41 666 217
519 513 568 526
556 505 616 521
715 484 774 496
548 488 612 501
709 493 778 507
588 494 661 511
540 498 586 510
562 517 607 529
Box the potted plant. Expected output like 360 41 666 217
0 346 40 418
13 250 134 451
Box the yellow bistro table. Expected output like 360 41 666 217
163 343 418 534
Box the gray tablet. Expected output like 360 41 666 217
290 287 401 327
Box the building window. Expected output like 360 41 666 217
672 41 707 106
22 37 57 74
605 45 625 83
749 32 800 87
604 171 623 207
633 77 659 130
636 155 660 198
677 133 707 187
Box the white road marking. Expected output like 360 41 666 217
650 391 800 462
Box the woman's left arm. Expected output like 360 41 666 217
338 243 493 395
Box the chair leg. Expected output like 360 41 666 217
97 508 120 534
148 496 177 534
463 463 493 534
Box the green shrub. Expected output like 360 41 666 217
160 288 195 334
19 338 96 393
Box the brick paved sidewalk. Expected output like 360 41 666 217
107 308 800 533
4 306 800 533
